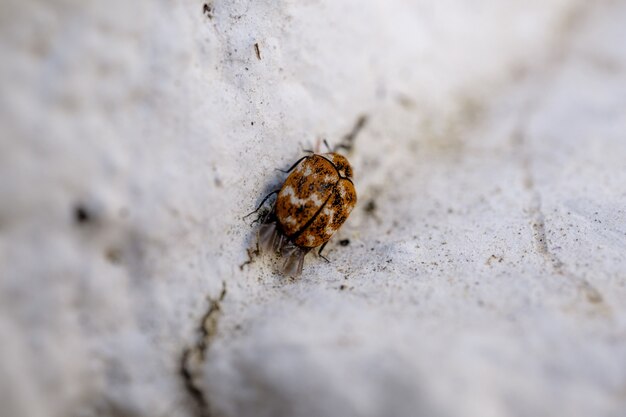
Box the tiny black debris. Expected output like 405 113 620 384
239 246 260 271
364 199 376 214
339 239 350 247
74 204 91 224
202 3 214 19
254 42 261 60
180 282 227 417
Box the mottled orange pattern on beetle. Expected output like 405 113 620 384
293 178 356 248
275 155 338 237
275 153 356 248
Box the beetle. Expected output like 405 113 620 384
251 152 357 276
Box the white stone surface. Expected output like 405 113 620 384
1 1 625 417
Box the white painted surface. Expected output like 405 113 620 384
1 1 625 417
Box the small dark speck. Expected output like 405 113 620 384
245 67 249 71
339 239 350 246
254 42 262 60
203 3 214 18
251 121 254 126
105 247 122 264
396 95 416 109
364 199 376 213
74 204 91 224
339 284 346 291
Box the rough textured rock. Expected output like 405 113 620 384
1 1 625 417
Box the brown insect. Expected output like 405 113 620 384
250 151 357 276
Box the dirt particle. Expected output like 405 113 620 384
105 247 122 264
335 115 367 153
364 199 376 214
73 204 92 225
339 239 350 247
180 349 209 414
582 282 604 304
203 3 214 19
486 254 504 266
396 94 416 109
239 246 260 270
254 42 261 60
180 282 227 417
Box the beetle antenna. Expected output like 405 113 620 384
243 190 279 219
275 155 310 174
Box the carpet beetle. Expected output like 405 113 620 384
252 152 356 276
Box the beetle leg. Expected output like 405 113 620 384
317 241 330 263
275 155 309 173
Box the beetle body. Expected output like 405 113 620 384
258 153 356 276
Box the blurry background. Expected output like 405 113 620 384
1 1 625 417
